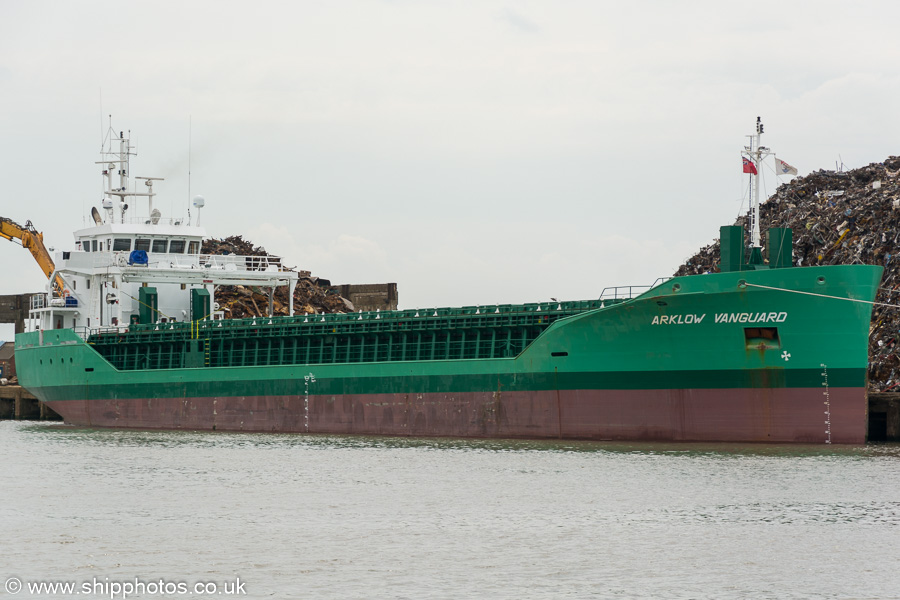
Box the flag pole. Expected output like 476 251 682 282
743 117 771 250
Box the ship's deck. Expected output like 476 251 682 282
87 298 621 369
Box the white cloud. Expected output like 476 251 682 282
498 7 541 33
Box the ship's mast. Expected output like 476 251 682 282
95 120 161 224
743 117 771 249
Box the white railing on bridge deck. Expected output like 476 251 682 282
61 250 288 272
112 216 194 226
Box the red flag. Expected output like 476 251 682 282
742 157 758 174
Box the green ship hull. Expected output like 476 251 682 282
15 264 882 443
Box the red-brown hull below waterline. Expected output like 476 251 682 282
45 387 866 444
49 388 866 444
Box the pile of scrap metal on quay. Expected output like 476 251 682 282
201 235 354 318
676 156 900 391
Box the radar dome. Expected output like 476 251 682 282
192 195 206 208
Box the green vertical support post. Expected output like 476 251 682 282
720 226 745 273
191 288 211 321
767 227 793 268
139 287 158 325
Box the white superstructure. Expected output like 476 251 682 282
28 124 297 336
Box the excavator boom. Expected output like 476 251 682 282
0 217 65 295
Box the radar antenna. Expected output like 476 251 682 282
192 195 205 226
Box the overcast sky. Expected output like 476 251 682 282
2 0 899 340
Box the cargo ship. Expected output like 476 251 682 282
14 120 882 443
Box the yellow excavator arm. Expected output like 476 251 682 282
0 216 66 295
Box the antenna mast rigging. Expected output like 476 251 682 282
743 116 771 250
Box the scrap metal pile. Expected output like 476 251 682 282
675 157 900 391
202 236 353 318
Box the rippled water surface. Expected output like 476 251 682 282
2 421 899 599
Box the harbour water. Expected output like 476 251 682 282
2 421 899 599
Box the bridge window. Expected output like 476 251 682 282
169 240 186 254
135 239 151 252
152 239 168 253
83 241 91 253
188 241 200 254
113 239 131 251
92 240 98 252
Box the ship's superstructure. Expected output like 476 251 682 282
26 125 297 334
